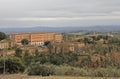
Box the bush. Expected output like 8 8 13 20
54 66 120 77
28 63 54 76
27 64 120 77
89 68 120 77
54 65 88 76
28 64 84 76
49 52 78 65
49 53 64 65
0 56 25 74
15 48 22 57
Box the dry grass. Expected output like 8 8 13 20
0 74 28 79
0 74 120 79
28 76 120 79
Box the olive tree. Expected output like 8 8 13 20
0 32 7 41
21 39 29 45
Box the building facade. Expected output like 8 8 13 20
0 40 14 49
10 32 62 46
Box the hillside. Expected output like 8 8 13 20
0 25 120 33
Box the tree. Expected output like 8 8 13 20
0 32 7 41
15 48 22 57
24 50 30 57
49 53 64 65
39 53 48 64
77 39 84 43
21 39 29 45
35 49 39 56
0 56 25 74
44 41 53 54
83 37 89 45
28 64 54 76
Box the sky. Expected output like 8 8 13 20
0 0 120 28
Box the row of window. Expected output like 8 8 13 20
31 42 44 46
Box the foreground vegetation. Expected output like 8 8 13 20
1 52 120 77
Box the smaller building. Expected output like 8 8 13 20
54 34 63 42
0 40 14 49
51 42 76 53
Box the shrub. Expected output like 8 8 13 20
54 65 87 76
49 52 78 65
15 48 22 57
28 63 54 76
54 66 120 77
0 56 25 74
90 68 120 77
27 64 120 77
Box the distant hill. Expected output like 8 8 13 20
0 25 120 34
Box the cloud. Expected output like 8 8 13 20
1 13 120 21
0 0 120 27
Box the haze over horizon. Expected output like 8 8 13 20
0 0 120 28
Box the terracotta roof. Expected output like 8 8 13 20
10 32 55 35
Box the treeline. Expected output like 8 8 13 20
77 35 120 45
24 51 78 66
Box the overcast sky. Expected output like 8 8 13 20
0 0 120 28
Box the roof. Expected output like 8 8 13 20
0 39 14 43
10 32 55 35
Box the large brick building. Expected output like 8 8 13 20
10 32 62 46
